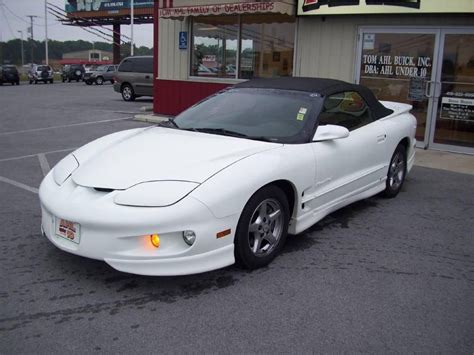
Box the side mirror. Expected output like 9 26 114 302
312 124 350 142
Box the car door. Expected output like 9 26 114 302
308 91 388 211
104 65 115 81
132 57 153 96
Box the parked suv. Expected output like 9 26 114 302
61 64 85 82
113 56 153 101
28 65 54 84
84 64 117 85
0 65 20 85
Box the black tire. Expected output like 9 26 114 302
16 81 20 85
234 185 290 270
95 76 104 85
68 78 71 83
11 82 15 86
121 84 136 101
34 80 38 85
62 77 66 83
383 144 407 198
29 80 33 84
50 79 54 84
76 79 79 82
85 80 92 85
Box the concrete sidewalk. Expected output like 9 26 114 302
134 114 474 175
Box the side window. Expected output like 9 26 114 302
118 59 134 72
133 58 153 73
319 91 373 131
107 66 114 72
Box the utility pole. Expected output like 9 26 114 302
26 15 38 65
17 30 24 67
130 0 134 56
44 0 49 65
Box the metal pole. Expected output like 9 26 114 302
130 0 134 56
27 15 37 65
44 0 49 65
17 30 24 67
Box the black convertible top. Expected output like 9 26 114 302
235 77 393 119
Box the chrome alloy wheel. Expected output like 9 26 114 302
248 198 284 257
389 151 405 190
122 86 132 100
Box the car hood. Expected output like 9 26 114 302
72 127 281 190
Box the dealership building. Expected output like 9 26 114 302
152 0 473 154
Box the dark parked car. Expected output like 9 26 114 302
84 65 118 85
61 64 85 82
28 65 54 84
0 65 20 85
113 56 153 101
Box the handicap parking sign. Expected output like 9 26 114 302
179 31 188 50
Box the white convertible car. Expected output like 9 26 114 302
39 78 416 276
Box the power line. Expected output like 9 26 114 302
47 2 132 41
2 2 58 26
0 3 16 38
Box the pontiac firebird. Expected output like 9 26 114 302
39 78 417 276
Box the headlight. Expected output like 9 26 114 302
53 154 79 185
114 181 199 207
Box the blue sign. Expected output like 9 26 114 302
179 31 188 50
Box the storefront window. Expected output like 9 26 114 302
358 32 436 142
240 14 295 79
191 14 295 79
191 16 238 78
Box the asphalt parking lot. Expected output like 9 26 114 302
1 82 473 353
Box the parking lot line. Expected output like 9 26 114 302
0 148 76 163
38 154 51 176
0 117 131 136
0 176 38 194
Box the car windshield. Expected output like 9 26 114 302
38 66 50 71
96 66 107 71
174 88 317 143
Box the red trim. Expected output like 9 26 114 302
153 79 231 116
153 0 160 114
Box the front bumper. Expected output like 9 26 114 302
39 172 237 276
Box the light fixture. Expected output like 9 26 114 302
183 230 196 246
150 234 160 248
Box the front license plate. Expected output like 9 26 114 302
55 218 81 244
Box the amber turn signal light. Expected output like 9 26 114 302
150 234 160 248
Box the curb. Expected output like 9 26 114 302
134 114 171 123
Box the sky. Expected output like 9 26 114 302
0 0 154 47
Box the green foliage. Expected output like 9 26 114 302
0 39 152 65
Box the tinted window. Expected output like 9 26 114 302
37 66 50 71
118 59 134 72
133 57 153 73
175 88 315 142
319 92 372 131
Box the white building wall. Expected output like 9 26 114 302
295 14 474 82
158 18 189 80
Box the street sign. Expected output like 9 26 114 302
179 31 188 50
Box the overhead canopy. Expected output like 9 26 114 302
159 1 295 19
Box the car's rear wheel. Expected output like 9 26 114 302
384 144 407 198
234 185 290 269
95 76 104 85
121 84 136 101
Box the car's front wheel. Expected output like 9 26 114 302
121 84 136 101
235 185 290 269
384 144 407 198
95 76 104 85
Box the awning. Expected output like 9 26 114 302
159 1 295 18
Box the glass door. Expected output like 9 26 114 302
356 28 439 148
429 29 474 154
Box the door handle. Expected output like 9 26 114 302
377 134 387 143
424 80 435 98
145 75 150 79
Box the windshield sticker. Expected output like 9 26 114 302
299 107 308 114
297 113 305 121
